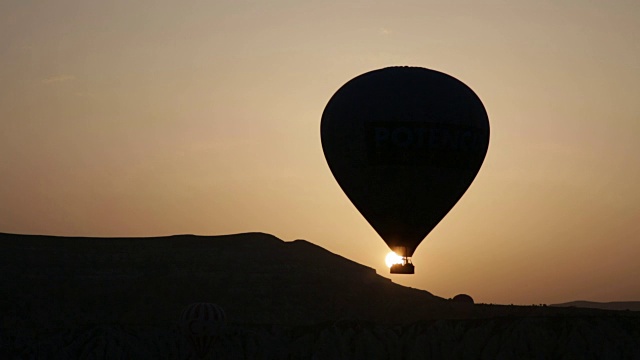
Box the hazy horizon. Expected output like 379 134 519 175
1 0 639 306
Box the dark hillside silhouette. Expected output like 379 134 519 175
552 300 640 311
2 232 451 327
2 232 639 358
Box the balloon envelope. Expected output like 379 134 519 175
321 67 489 258
179 303 226 358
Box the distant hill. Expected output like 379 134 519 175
552 301 640 311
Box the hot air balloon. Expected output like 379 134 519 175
179 303 226 359
321 67 489 274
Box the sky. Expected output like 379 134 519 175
1 0 639 305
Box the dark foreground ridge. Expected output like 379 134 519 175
2 232 639 358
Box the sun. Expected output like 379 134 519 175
385 252 403 268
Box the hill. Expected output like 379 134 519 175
2 232 453 327
2 232 639 358
552 301 640 311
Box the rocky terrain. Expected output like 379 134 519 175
3 317 640 359
1 232 639 359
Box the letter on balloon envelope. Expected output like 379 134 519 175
321 67 490 274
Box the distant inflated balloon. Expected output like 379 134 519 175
321 67 490 274
179 303 226 359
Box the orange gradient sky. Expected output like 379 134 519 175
1 1 639 305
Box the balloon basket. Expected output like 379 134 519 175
390 262 415 274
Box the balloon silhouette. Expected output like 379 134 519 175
321 67 489 274
179 303 226 359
